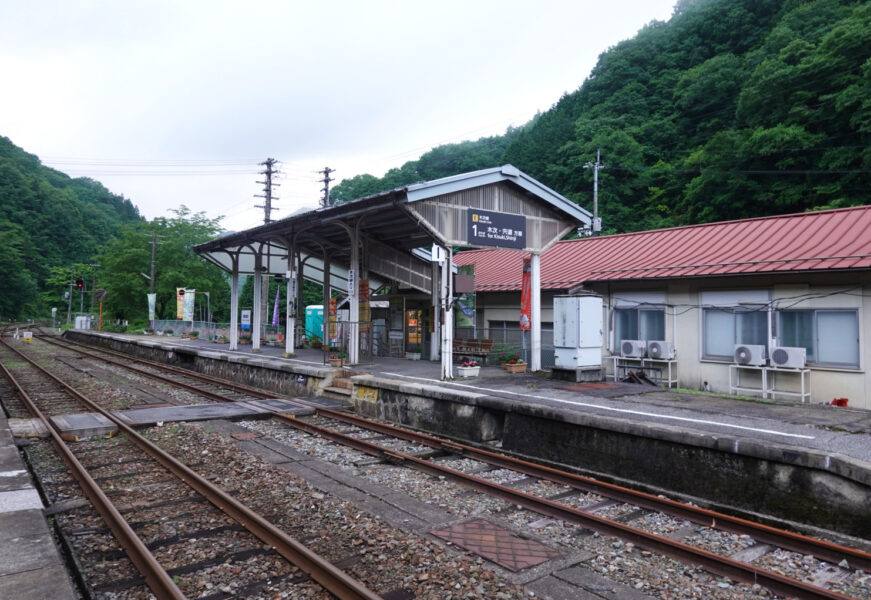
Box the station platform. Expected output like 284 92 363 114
61 331 871 539
81 331 871 465
0 413 77 599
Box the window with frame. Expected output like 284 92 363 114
702 307 768 360
614 306 665 344
778 309 859 368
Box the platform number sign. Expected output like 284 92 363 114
467 209 526 249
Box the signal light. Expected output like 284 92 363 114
76 278 84 289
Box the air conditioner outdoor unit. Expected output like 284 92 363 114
620 339 646 358
733 344 767 366
770 346 806 369
647 340 675 360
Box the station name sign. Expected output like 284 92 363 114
467 209 526 249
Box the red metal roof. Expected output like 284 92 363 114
453 206 871 291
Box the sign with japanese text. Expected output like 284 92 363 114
467 209 526 249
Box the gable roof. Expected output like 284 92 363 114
453 205 871 291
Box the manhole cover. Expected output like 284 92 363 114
430 518 563 571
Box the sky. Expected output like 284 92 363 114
1 0 676 232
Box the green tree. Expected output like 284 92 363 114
95 207 229 322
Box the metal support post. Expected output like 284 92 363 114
229 261 239 351
531 252 542 371
252 255 262 352
348 224 360 365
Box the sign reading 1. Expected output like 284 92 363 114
467 208 526 249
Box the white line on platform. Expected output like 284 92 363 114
382 373 816 440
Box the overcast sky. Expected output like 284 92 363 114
1 0 676 232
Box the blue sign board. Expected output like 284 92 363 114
467 209 526 249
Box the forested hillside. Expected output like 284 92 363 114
0 136 141 319
332 0 871 234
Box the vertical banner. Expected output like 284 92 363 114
183 288 195 322
359 279 370 332
176 288 185 319
328 297 337 346
147 293 156 321
455 264 475 328
271 288 280 327
520 258 531 330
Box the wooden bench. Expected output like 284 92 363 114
453 338 494 363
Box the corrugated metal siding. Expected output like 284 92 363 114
452 206 871 291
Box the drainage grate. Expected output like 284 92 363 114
430 518 563 572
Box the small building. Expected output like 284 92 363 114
454 205 871 410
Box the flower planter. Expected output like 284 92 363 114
405 352 421 361
502 362 526 374
329 358 343 367
457 366 480 378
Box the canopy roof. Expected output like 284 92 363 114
195 165 590 292
453 205 871 291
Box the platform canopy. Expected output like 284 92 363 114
194 164 590 374
195 164 590 290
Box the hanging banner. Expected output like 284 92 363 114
455 264 475 328
520 258 531 330
328 296 337 345
359 279 370 332
176 288 185 319
147 293 156 321
271 288 280 327
183 288 195 322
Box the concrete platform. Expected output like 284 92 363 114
0 414 77 600
13 399 316 440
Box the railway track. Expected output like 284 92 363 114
33 333 871 599
0 334 381 600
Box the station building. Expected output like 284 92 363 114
454 205 871 410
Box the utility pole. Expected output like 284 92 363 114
319 166 334 208
149 232 158 293
583 149 604 235
255 158 280 224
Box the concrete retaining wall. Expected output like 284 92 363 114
64 331 330 398
351 374 871 539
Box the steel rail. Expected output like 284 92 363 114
4 338 382 600
44 337 871 577
276 413 856 600
0 348 186 599
44 335 871 572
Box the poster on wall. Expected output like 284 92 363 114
455 264 475 328
360 279 370 332
183 289 196 322
176 288 185 320
519 258 531 330
328 296 337 346
147 293 156 321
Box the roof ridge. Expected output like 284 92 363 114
559 204 871 245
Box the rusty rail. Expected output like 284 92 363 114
3 337 381 600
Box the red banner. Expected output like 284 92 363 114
520 258 531 329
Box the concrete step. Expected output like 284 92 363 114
322 386 352 397
332 377 354 390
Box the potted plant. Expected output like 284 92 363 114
214 335 229 344
499 352 527 374
188 330 199 339
239 334 252 344
164 328 174 336
405 345 422 360
457 359 480 378
309 334 323 349
328 351 346 367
